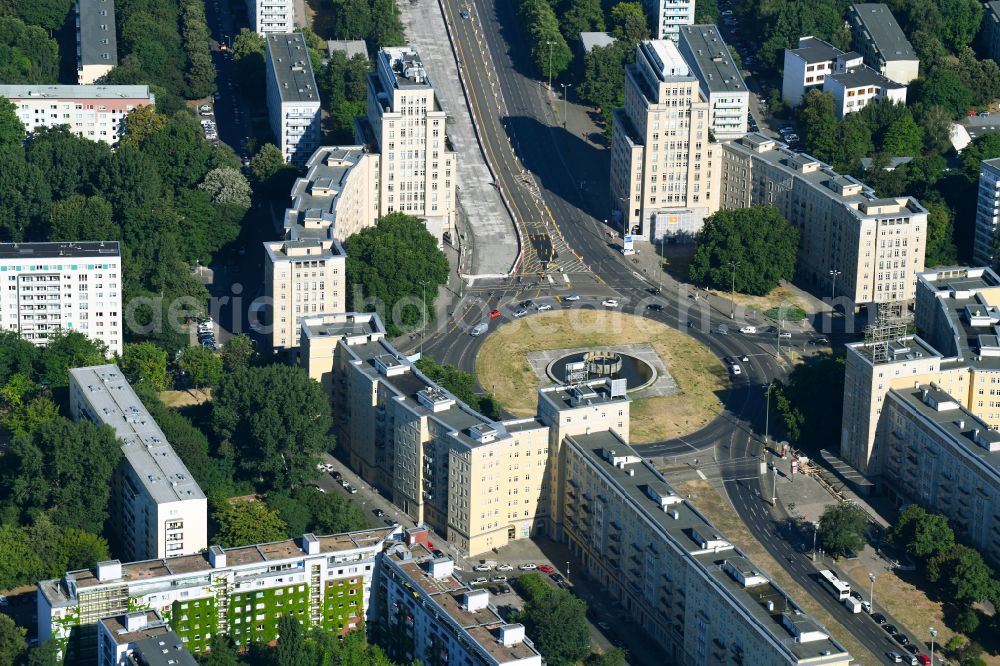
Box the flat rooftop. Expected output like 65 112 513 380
388 549 541 664
266 33 320 103
538 380 629 412
133 630 197 666
302 312 385 341
0 85 150 100
678 25 746 93
77 0 118 67
377 46 434 90
285 146 369 237
100 611 168 646
39 527 397 605
639 39 692 81
580 31 616 53
829 65 904 90
888 386 1000 481
263 238 345 262
566 432 850 663
915 267 1000 368
69 365 204 505
788 36 844 64
0 241 120 260
850 4 915 61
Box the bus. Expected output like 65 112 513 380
817 569 851 601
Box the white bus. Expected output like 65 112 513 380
817 569 851 601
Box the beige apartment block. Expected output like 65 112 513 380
356 46 457 247
284 146 381 243
720 133 927 306
847 4 919 85
841 267 1000 474
610 39 721 242
263 238 345 351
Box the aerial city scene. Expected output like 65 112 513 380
4 0 1000 663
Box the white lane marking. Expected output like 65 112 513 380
696 470 706 480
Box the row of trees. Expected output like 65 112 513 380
516 0 572 83
328 0 404 49
0 16 59 83
179 0 217 99
771 354 846 451
317 50 371 142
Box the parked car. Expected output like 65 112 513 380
646 303 664 311
602 299 619 308
871 613 887 625
564 294 580 301
332 471 342 480
373 509 385 517
383 518 396 526
490 575 508 583
496 564 513 572
883 624 897 635
885 652 902 663
778 330 792 339
471 578 488 585
474 564 493 572
536 304 552 311
518 563 537 570
537 564 555 573
488 309 501 319
550 573 565 584
514 308 528 318
893 634 909 647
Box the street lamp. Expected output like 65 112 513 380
868 572 875 610
420 280 428 357
559 83 572 127
929 627 937 665
546 41 554 90
764 383 772 446
728 260 739 319
566 561 570 582
829 269 841 300
812 522 820 562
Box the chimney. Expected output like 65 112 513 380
208 545 226 568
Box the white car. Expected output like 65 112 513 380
518 563 537 570
564 294 580 301
513 308 528 318
739 325 756 334
730 364 742 376
496 564 513 572
474 564 493 572
602 299 619 308
490 575 508 583
470 578 489 586
778 330 792 339
536 304 552 311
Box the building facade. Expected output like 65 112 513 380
676 25 749 141
878 385 1000 568
781 37 847 106
76 0 118 84
558 434 851 665
38 528 398 662
0 85 154 145
824 65 906 118
356 47 457 247
719 133 927 306
0 241 122 355
610 39 721 242
841 267 1000 475
264 33 321 164
982 2 1000 66
847 4 919 85
374 545 542 665
97 611 196 666
263 237 346 351
641 0 694 41
246 0 294 34
974 158 1000 267
69 365 208 562
283 146 381 243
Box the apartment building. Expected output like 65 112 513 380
982 2 1000 66
676 25 749 140
76 0 117 83
263 237 346 351
719 133 927 306
641 0 694 40
246 0 294 34
559 433 851 665
974 158 1000 267
97 611 196 666
38 528 398 663
69 365 207 562
878 385 1000 568
848 4 919 85
283 146 380 243
356 47 457 247
0 241 122 355
840 266 1000 474
0 85 154 145
610 39 721 242
824 65 906 117
374 544 542 666
265 33 321 164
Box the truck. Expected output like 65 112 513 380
842 596 862 614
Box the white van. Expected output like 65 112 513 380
739 325 757 334
470 322 489 337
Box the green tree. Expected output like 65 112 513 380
119 104 169 150
345 213 450 335
179 345 223 388
913 69 974 118
818 503 867 557
416 357 500 418
121 342 170 392
955 606 980 634
888 504 926 550
11 0 74 31
961 133 1000 182
274 613 307 666
36 330 107 388
0 96 24 148
58 528 111 572
586 648 628 666
688 207 798 296
938 0 983 52
198 167 252 209
46 195 117 242
332 0 372 40
773 355 844 449
522 587 590 666
948 545 997 604
212 365 332 490
579 42 628 112
518 0 572 82
0 16 60 83
924 201 957 267
369 0 404 46
908 512 954 559
609 2 648 46
25 640 59 666
0 330 35 384
881 113 924 156
213 499 288 547
198 636 243 666
559 0 604 43
0 613 25 666
917 104 954 153
221 334 255 371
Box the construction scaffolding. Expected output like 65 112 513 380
862 302 911 363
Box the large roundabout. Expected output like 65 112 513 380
475 309 728 444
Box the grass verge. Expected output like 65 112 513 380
475 310 727 443
160 389 212 408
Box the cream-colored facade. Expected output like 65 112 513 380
720 133 927 306
610 39 721 241
841 267 1000 474
263 238 345 350
356 46 456 247
284 146 381 243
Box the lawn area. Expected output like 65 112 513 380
705 283 815 318
475 310 727 443
672 479 881 666
160 389 212 408
763 305 808 322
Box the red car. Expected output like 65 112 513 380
916 655 930 666
538 564 555 573
488 309 501 319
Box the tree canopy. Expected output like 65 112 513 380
415 357 500 419
0 16 59 83
345 213 450 335
516 0 572 82
688 207 799 296
514 575 591 666
212 499 288 548
818 503 867 557
266 486 368 537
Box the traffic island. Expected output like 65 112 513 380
475 310 727 444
